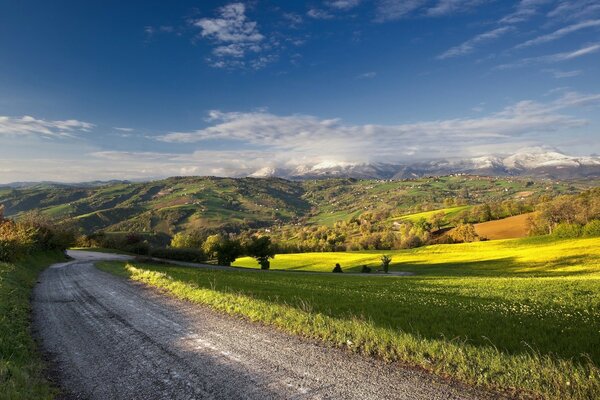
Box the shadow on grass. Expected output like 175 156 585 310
387 254 599 278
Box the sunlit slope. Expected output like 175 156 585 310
234 236 600 275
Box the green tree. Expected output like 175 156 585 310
245 236 276 270
380 255 392 273
203 234 222 259
170 232 202 249
214 238 243 267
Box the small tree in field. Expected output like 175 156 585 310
246 236 275 270
380 255 392 273
214 238 243 266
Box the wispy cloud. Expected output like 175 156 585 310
114 127 134 132
426 0 484 17
515 19 600 49
356 71 377 79
326 0 362 10
500 0 550 24
3 92 598 182
497 43 600 69
543 69 583 78
438 26 514 59
547 0 600 23
374 0 428 22
307 8 335 20
156 91 598 166
0 115 94 138
193 3 274 69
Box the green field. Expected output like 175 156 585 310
0 252 65 400
234 235 600 274
390 205 472 223
100 235 600 399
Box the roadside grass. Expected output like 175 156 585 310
99 236 600 399
0 252 65 400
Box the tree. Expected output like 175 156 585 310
214 238 243 266
202 234 222 259
428 212 445 231
414 217 432 233
449 223 479 243
380 255 392 273
246 236 276 270
170 232 202 249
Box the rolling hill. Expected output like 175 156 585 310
0 175 596 235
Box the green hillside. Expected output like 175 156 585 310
0 175 594 235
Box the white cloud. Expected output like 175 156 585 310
356 71 377 79
426 0 483 17
515 19 600 49
307 8 334 20
438 26 514 59
547 0 600 23
374 0 428 22
0 115 94 138
497 43 600 69
327 0 362 10
500 0 550 24
2 92 598 182
114 127 134 132
193 3 275 69
543 69 583 78
157 92 598 166
195 3 263 43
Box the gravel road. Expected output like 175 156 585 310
32 252 499 400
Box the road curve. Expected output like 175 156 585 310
32 253 499 400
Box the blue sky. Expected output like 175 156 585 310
0 0 599 182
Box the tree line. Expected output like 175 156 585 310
0 206 76 262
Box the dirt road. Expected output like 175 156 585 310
32 252 497 399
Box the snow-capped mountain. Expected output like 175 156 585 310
248 149 600 180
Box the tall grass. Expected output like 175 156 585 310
0 252 64 400
99 236 600 400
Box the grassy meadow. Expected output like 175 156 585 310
99 235 600 399
0 252 65 400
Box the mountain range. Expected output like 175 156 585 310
250 148 600 180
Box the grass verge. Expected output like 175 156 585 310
99 247 600 399
0 252 65 400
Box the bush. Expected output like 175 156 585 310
553 223 583 239
332 263 343 273
123 241 150 255
449 223 479 243
149 248 207 263
583 219 600 237
361 265 371 273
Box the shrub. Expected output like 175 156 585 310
332 263 343 273
583 219 600 237
123 241 150 255
149 247 207 263
361 265 371 273
553 223 583 239
380 255 392 273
